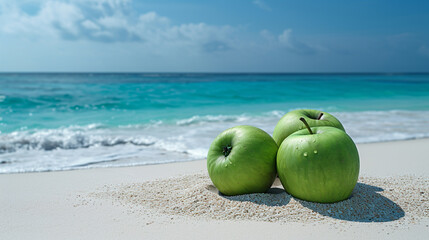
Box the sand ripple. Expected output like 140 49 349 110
90 174 428 223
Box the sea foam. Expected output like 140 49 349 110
1 110 429 173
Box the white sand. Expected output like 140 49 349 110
1 139 429 240
90 174 427 223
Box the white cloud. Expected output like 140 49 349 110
0 0 234 52
260 29 275 42
253 0 271 11
260 29 318 55
1 1 83 37
81 20 100 30
0 0 336 72
278 29 293 47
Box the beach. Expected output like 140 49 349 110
1 0 429 238
1 138 428 240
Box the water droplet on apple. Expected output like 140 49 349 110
303 152 308 157
314 150 318 154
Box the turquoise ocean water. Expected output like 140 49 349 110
1 73 429 173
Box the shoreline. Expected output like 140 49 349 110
1 139 428 239
3 137 429 176
3 136 429 175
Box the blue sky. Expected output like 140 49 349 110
0 0 428 72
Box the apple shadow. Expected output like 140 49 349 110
220 187 291 207
296 183 405 222
215 178 292 207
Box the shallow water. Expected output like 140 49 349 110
1 73 429 173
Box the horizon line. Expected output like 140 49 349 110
1 71 429 75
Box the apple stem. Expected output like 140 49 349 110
222 145 232 157
299 117 313 134
317 112 324 120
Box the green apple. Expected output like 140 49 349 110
273 109 345 146
277 118 359 203
207 125 278 196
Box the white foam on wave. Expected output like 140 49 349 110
176 114 250 126
1 109 429 173
0 125 156 153
334 110 429 143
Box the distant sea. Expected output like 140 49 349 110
1 73 429 173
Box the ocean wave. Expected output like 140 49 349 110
1 109 429 173
2 109 429 153
174 111 292 126
0 126 156 153
176 114 251 126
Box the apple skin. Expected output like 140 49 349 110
273 109 345 146
207 125 278 196
277 126 359 203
